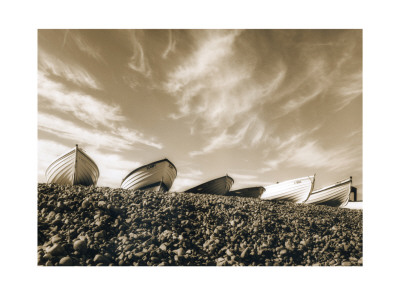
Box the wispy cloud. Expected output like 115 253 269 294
38 112 163 151
162 30 176 59
68 30 106 63
128 31 151 77
166 30 285 154
229 173 258 180
38 71 124 129
189 120 251 157
333 72 362 111
262 134 360 173
38 49 102 90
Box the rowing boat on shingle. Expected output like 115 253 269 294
304 177 352 207
45 144 99 186
261 175 315 203
226 186 266 198
120 158 177 192
184 175 234 195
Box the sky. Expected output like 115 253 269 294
38 29 362 198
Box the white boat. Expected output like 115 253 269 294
121 159 177 192
45 144 99 186
184 175 234 195
304 177 352 207
261 175 315 203
226 186 266 198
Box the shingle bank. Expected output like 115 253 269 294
37 183 362 266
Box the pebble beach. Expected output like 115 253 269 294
37 183 363 266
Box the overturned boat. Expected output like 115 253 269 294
226 186 266 198
304 177 352 207
184 175 234 195
120 158 177 192
45 144 99 186
261 175 315 203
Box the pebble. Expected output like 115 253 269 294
94 254 109 264
240 247 249 258
73 240 87 253
51 235 62 244
59 256 73 266
81 200 90 209
47 244 65 256
37 183 363 266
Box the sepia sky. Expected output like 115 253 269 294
38 29 362 198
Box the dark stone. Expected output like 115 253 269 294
59 256 73 266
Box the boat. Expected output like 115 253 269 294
184 175 234 195
226 186 266 198
304 177 352 207
45 144 99 186
120 158 177 192
261 175 315 203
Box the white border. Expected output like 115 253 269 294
2 0 400 299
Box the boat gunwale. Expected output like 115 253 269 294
264 175 315 188
228 186 265 194
184 175 234 193
309 177 352 195
121 158 177 186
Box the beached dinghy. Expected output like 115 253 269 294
45 144 99 186
261 175 315 203
184 175 234 195
226 186 266 198
304 177 352 207
121 159 177 192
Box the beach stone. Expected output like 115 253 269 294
81 200 90 209
94 231 105 239
150 257 160 263
226 249 234 257
98 201 107 208
341 261 352 266
73 240 87 253
47 244 65 256
177 248 185 257
94 254 109 264
59 256 73 266
46 211 56 222
240 247 249 259
216 257 226 266
51 234 62 244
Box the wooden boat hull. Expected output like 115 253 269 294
304 177 352 207
121 159 177 192
226 186 266 198
261 175 315 203
185 175 234 195
45 145 99 186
